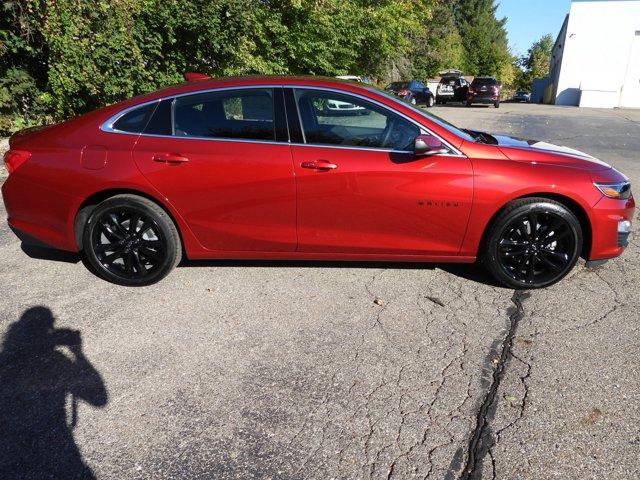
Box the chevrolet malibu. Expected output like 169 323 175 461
1 76 634 287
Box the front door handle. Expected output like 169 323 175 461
300 160 338 170
153 153 190 164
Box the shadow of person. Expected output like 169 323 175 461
0 307 107 479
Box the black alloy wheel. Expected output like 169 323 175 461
83 195 181 286
484 198 582 289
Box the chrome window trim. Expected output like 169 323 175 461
99 84 466 158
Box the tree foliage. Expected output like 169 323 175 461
0 0 514 134
514 34 554 91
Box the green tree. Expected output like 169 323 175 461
453 0 512 80
514 33 554 91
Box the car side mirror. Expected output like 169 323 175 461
414 134 449 156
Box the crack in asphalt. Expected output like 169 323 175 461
458 290 530 480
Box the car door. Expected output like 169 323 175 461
131 87 297 252
287 87 473 256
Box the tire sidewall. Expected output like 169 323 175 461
82 196 180 286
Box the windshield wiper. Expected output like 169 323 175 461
462 129 497 145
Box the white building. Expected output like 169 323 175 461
550 0 640 108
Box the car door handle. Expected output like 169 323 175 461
153 153 190 164
300 160 338 170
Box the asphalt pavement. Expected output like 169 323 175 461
0 103 638 479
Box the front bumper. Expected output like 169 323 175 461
588 195 635 260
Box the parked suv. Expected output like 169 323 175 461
385 81 435 107
467 77 501 108
436 75 468 104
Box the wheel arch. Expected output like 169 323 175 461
74 188 187 255
478 192 592 260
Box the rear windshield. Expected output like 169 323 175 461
439 77 458 84
387 82 409 90
472 77 498 86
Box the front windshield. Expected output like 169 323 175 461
371 86 475 142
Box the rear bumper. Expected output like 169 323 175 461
588 195 635 260
1 174 80 252
468 95 499 104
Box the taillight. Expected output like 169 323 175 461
3 150 31 174
398 89 409 96
468 87 475 94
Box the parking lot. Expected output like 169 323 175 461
1 103 638 479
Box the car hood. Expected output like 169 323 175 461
492 134 611 171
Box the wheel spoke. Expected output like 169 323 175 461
108 213 127 237
526 254 537 282
538 251 562 271
129 213 140 234
139 246 162 261
95 242 119 253
542 228 570 246
138 220 155 236
123 252 134 274
101 221 123 242
102 249 123 265
540 249 569 265
132 250 147 277
528 213 539 238
499 239 528 255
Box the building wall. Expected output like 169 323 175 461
554 0 640 108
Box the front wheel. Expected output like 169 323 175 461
494 101 500 108
427 96 435 108
82 194 182 286
483 198 582 289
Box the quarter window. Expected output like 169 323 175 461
294 89 420 151
173 89 275 141
112 103 156 133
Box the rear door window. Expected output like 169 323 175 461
173 89 275 141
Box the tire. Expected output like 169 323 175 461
494 101 500 108
427 95 435 108
82 194 182 286
466 101 472 107
482 198 582 289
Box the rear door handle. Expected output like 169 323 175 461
153 153 190 164
300 160 338 170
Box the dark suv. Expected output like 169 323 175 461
467 77 501 108
385 81 435 107
436 75 468 104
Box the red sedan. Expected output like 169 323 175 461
1 76 634 287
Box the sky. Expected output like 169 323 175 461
496 0 573 57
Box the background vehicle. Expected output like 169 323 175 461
512 91 531 103
385 80 435 107
467 76 501 107
2 76 634 288
436 74 469 104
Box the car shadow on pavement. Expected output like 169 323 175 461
20 244 81 264
180 259 504 288
0 307 107 479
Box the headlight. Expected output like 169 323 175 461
593 181 632 199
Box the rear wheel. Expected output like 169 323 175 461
466 101 472 107
494 101 500 108
483 198 582 289
427 95 435 108
82 194 182 286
